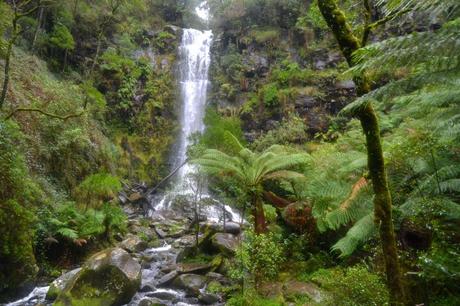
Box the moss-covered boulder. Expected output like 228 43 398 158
211 233 238 257
172 274 207 297
54 248 141 306
46 268 81 300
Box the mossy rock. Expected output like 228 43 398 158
54 248 141 306
47 268 81 300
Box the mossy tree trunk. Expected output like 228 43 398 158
317 1 407 305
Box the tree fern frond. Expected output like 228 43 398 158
439 178 460 193
57 227 79 240
332 213 377 257
351 18 460 75
375 0 460 18
263 170 305 181
224 130 245 153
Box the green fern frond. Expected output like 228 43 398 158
332 213 377 257
351 18 460 75
57 227 79 240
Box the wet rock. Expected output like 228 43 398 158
206 222 242 235
283 280 325 303
138 297 167 306
160 264 177 274
164 25 182 36
128 192 143 202
211 233 239 256
244 53 269 77
335 80 356 90
120 234 148 253
154 227 167 239
157 271 178 287
54 248 141 306
206 272 225 282
199 293 220 305
148 290 177 300
46 268 81 300
172 274 206 296
177 262 213 275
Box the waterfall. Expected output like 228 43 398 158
175 28 213 183
152 2 240 223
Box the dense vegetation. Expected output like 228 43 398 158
0 0 459 305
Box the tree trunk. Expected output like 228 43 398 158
358 104 406 305
253 195 267 234
0 41 13 110
318 1 406 305
31 6 44 52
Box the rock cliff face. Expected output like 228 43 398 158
207 4 357 142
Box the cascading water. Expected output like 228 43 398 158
152 7 240 223
175 28 212 183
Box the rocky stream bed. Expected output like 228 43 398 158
7 197 243 306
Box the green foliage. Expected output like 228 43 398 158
227 289 284 306
252 114 307 151
230 230 284 283
261 83 279 107
0 2 12 58
153 31 176 51
309 265 390 306
49 24 75 51
297 0 328 31
76 173 121 208
0 122 39 293
198 108 246 155
36 202 127 245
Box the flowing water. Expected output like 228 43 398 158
152 5 240 223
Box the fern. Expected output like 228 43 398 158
57 227 78 240
332 213 377 257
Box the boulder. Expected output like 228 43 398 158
283 280 325 303
54 248 141 306
211 233 239 256
128 192 143 202
138 297 167 306
177 262 213 274
157 270 178 287
46 268 81 300
119 234 148 253
148 289 177 300
172 274 206 296
199 293 220 305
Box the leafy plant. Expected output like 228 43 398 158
76 173 121 209
309 265 389 306
230 230 284 286
194 132 310 234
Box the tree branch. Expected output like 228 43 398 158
5 107 85 120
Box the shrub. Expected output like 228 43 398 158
262 83 279 107
309 265 389 306
230 230 284 286
76 173 121 209
49 24 75 52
